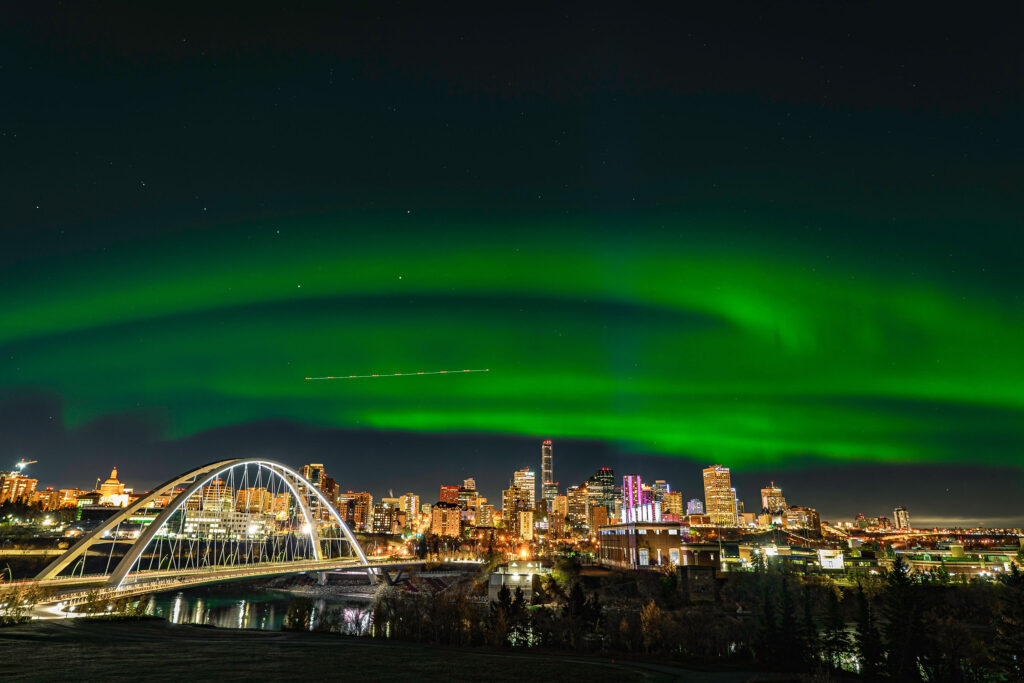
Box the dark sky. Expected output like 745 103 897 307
1 4 1022 525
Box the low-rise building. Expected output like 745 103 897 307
597 521 682 569
487 560 551 602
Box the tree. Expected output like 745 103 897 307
822 587 850 671
778 579 802 669
854 582 885 681
640 600 668 653
992 564 1024 680
799 584 820 672
882 556 923 682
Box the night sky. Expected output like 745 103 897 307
2 4 1022 525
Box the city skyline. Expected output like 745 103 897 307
8 437 1017 530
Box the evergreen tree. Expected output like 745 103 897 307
822 588 850 671
800 584 821 672
854 582 885 681
778 579 802 669
992 564 1024 680
882 556 923 682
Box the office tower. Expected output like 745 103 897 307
894 505 910 530
587 505 608 533
301 464 325 489
585 467 615 514
373 503 400 534
321 477 338 505
463 478 476 491
431 502 462 537
399 493 420 530
502 485 527 517
551 494 568 537
337 491 373 531
0 473 38 505
458 486 479 510
477 503 495 527
703 465 738 526
663 491 684 517
623 475 642 513
518 510 534 540
439 485 460 505
687 498 704 515
566 486 588 534
761 483 787 514
540 440 557 511
784 506 822 534
541 440 553 486
652 480 670 502
513 468 536 509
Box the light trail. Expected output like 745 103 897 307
305 368 490 380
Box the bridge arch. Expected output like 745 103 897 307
36 459 368 588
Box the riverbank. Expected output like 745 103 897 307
0 619 776 682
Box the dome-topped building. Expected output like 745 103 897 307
99 467 129 506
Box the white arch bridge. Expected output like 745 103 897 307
26 459 424 606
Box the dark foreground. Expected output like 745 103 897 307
0 619 775 682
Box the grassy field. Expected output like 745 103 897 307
0 619 777 682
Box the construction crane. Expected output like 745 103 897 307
14 459 37 472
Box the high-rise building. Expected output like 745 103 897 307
301 464 326 489
761 483 787 514
541 440 553 485
587 505 608 534
663 491 684 518
463 478 476 491
431 502 462 537
439 485 460 505
236 487 273 513
518 510 534 540
551 494 568 537
321 477 338 505
566 486 588 534
687 498 705 515
502 485 526 517
0 473 38 505
337 491 373 531
784 506 822 534
477 503 495 527
591 467 615 513
399 493 420 530
652 480 670 502
540 440 556 510
513 468 536 509
622 475 660 523
703 465 738 526
894 505 911 530
458 486 479 510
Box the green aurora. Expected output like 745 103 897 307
3 216 1022 468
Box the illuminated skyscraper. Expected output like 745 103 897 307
513 468 536 509
566 486 588 534
399 493 420 530
663 491 684 517
687 498 704 515
652 480 670 502
551 494 568 537
703 465 738 526
463 478 476 491
301 464 325 489
894 505 910 530
541 440 557 511
541 440 553 485
760 483 787 514
439 485 460 505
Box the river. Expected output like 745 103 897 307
140 585 374 633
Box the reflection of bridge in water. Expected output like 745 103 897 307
20 459 434 613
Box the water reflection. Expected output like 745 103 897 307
143 589 373 634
